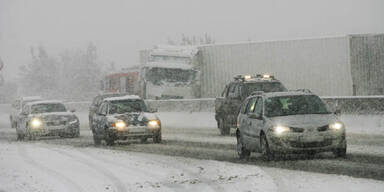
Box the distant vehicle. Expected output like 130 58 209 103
236 90 347 161
89 93 128 126
101 67 141 95
91 95 161 145
16 100 80 140
215 74 287 135
10 96 43 128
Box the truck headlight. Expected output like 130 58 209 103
113 120 126 131
273 125 290 135
329 122 343 130
30 118 42 129
148 120 160 129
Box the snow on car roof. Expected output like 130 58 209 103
21 96 43 101
264 91 315 98
143 61 193 70
27 100 64 106
103 95 142 101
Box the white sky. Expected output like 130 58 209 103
1 0 384 81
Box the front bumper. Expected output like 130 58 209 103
107 126 161 140
27 123 79 137
267 130 346 154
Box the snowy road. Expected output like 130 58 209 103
1 111 384 191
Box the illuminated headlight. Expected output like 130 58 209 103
113 120 126 131
30 118 42 129
148 120 160 129
273 125 290 135
244 75 252 80
263 74 271 79
329 122 344 130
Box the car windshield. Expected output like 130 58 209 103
243 82 287 96
109 99 147 114
31 103 67 114
265 95 331 117
145 67 197 85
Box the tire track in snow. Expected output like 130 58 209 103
17 144 84 192
46 146 128 192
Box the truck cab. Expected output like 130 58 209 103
215 74 287 135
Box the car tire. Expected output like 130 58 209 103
219 118 230 136
333 147 347 158
17 133 24 141
260 134 273 161
236 133 250 160
93 134 102 146
153 132 162 143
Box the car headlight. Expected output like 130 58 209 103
113 120 126 131
273 125 290 135
30 118 42 129
329 122 344 130
148 120 160 129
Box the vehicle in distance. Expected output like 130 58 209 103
236 90 347 160
215 74 287 135
10 96 43 128
16 100 80 140
89 93 127 126
91 95 161 145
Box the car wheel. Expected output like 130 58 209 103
333 147 347 158
219 118 230 136
93 134 102 146
260 134 273 161
153 132 162 143
17 132 24 141
236 133 250 159
105 133 115 146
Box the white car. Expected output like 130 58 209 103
16 100 79 140
10 96 43 128
236 90 347 160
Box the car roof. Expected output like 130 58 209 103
27 100 64 106
103 95 142 102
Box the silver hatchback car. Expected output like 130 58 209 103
236 90 346 160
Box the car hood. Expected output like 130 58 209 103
108 112 159 125
29 112 76 121
269 114 338 128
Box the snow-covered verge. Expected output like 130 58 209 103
1 142 384 192
0 142 276 192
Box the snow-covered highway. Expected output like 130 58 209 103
1 111 384 191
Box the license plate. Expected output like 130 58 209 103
129 127 147 133
300 135 324 142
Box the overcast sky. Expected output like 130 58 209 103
1 0 384 81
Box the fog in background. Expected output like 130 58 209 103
1 0 384 81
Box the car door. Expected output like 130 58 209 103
94 102 108 134
248 97 264 150
242 97 258 148
226 83 242 126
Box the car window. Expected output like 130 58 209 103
246 97 258 113
31 103 67 114
240 99 249 114
254 97 263 116
228 84 239 98
98 103 107 115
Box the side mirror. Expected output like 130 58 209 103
70 109 76 113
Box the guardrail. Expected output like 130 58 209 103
3 96 384 114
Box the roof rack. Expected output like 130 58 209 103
293 89 312 93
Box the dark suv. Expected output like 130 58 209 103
89 93 127 126
215 74 287 135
